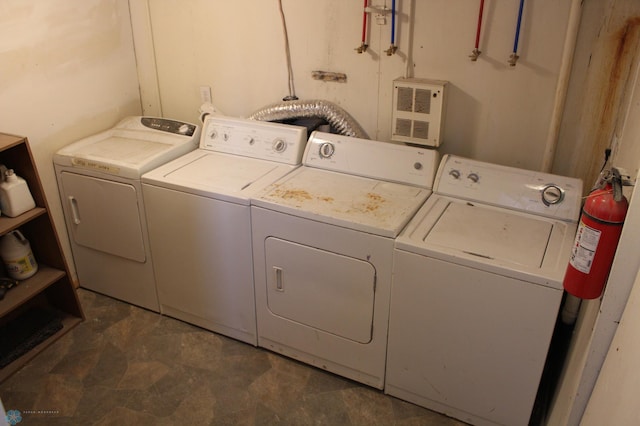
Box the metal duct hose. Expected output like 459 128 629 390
247 99 369 139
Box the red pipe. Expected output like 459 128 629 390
475 0 485 49
362 0 368 44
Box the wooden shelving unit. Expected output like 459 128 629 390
0 133 84 382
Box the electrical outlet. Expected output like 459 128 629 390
199 86 212 104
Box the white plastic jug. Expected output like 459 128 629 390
0 230 38 280
0 169 36 217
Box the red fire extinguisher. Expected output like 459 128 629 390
563 168 629 299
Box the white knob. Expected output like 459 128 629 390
467 173 480 183
272 139 286 153
319 143 335 158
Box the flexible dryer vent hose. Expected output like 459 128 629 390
248 99 369 139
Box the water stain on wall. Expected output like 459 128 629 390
578 15 640 190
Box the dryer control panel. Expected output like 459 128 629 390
435 155 583 222
201 116 307 165
304 131 439 189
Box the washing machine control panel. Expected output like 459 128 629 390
435 155 583 221
304 131 439 188
200 116 307 165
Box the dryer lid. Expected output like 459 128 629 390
53 117 199 179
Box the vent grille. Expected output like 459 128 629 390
397 88 414 112
413 121 429 139
415 89 431 114
391 78 447 147
395 119 412 137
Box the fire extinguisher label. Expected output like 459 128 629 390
569 220 601 274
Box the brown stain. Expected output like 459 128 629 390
272 188 312 202
362 192 386 213
583 16 640 193
272 188 335 204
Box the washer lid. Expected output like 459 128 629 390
252 167 430 237
425 201 552 268
396 195 577 288
141 150 298 204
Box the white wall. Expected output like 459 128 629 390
138 0 572 172
0 0 141 277
546 1 640 423
581 269 640 425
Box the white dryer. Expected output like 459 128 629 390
385 155 583 426
141 116 307 345
251 132 439 389
54 116 200 312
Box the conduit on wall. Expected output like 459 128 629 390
278 0 297 101
541 0 583 173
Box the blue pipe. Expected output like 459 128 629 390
513 0 525 53
391 0 396 45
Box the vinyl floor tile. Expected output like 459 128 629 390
0 289 466 425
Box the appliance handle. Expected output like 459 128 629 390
273 266 284 292
68 196 81 225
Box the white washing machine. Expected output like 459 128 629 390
385 155 583 426
54 116 200 312
251 131 439 389
141 116 307 345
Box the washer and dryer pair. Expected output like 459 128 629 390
145 124 439 368
54 114 306 347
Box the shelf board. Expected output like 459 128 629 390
0 207 47 235
0 313 82 382
0 266 66 317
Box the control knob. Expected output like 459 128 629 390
467 172 480 183
541 184 565 206
319 142 335 159
272 138 287 153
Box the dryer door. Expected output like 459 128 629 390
60 171 146 262
265 237 376 343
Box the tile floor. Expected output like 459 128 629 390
0 289 466 425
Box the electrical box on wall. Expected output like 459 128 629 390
391 78 448 147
